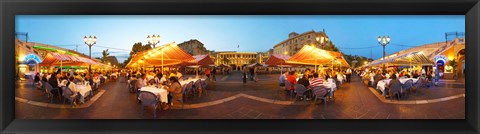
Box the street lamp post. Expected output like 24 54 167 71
84 36 96 79
147 34 160 72
316 36 329 49
147 35 161 48
377 35 390 70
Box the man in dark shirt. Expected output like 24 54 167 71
212 68 217 81
249 67 255 81
297 76 310 88
412 71 420 78
34 73 41 83
297 76 312 100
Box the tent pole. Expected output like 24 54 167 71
161 50 164 72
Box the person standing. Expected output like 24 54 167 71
205 68 211 80
34 73 42 89
242 69 247 84
249 67 255 81
212 67 217 81
346 68 352 82
434 68 440 86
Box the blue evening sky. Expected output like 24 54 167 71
16 15 464 62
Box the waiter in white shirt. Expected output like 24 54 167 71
346 68 352 82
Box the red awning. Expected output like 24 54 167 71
265 54 292 66
40 52 100 66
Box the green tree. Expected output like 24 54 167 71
448 59 458 78
101 49 110 63
323 41 340 52
123 42 152 67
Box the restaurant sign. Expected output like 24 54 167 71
434 55 448 63
24 54 42 63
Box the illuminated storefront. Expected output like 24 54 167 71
16 39 43 79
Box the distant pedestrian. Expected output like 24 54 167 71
212 68 217 81
242 71 247 84
434 69 440 86
205 68 211 80
249 67 255 81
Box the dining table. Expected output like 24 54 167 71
376 78 419 95
179 78 206 86
138 86 169 103
74 83 93 103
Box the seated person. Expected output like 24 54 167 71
412 71 420 78
286 71 297 92
137 74 147 88
309 73 325 88
297 76 310 88
386 74 402 97
164 77 183 110
67 76 78 93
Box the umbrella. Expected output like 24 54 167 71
248 63 267 68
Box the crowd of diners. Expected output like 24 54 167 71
32 68 119 105
358 68 436 87
357 67 438 98
126 69 189 110
277 67 354 101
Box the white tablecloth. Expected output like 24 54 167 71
319 82 336 92
376 78 419 93
180 78 205 86
93 79 101 85
146 75 154 81
399 78 418 84
59 80 68 87
138 86 169 103
75 84 92 103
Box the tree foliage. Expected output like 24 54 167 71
344 54 373 68
101 49 109 63
121 42 152 68
323 41 340 52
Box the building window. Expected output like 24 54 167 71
308 35 310 38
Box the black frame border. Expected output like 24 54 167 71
1 0 479 134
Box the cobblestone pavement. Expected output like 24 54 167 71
15 73 465 119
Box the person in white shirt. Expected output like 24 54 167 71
67 76 78 93
137 74 147 88
346 68 352 82
156 75 167 85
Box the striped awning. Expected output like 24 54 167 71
286 45 350 68
126 43 195 68
248 63 268 67
40 52 100 66
265 54 292 66
367 51 433 67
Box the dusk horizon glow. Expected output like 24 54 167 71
15 15 465 62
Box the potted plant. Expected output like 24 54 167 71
448 59 458 80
